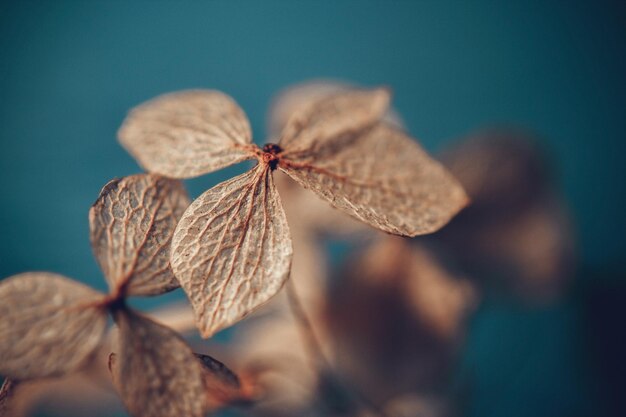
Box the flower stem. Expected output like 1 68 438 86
285 277 392 417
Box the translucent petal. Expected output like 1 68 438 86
89 174 190 296
0 273 107 379
171 165 292 337
277 87 390 154
268 80 403 139
280 124 468 236
111 310 206 417
119 90 256 178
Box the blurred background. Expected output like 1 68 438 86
1 1 625 416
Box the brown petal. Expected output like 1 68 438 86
89 174 190 296
0 273 107 379
275 169 371 238
111 310 206 417
268 80 404 140
280 124 468 237
195 353 250 410
118 90 257 178
277 87 390 153
171 165 293 338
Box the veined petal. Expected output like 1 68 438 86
280 124 468 237
268 80 403 139
278 87 390 154
111 310 206 417
171 164 292 337
89 174 190 296
0 273 107 379
119 90 257 178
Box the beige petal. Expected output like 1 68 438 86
89 174 190 296
111 310 206 417
0 273 107 379
277 87 390 154
275 169 372 239
119 90 257 178
171 164 292 338
280 124 468 237
268 80 404 140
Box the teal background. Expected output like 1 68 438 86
1 1 624 416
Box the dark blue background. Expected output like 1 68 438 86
1 1 624 416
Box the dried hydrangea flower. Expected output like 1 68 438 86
0 174 245 417
119 86 468 338
269 80 405 239
226 83 392 413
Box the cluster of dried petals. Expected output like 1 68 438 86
228 83 389 413
119 86 468 338
436 130 575 300
326 236 477 402
0 174 245 417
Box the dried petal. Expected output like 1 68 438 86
403 243 477 340
275 170 371 238
278 87 390 153
119 90 256 178
0 273 107 379
280 124 468 236
171 164 292 337
195 353 249 409
111 310 206 417
89 174 190 296
268 80 403 139
268 80 351 139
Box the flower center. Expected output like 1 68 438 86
262 143 282 170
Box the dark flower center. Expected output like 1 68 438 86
262 143 282 170
262 143 282 154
